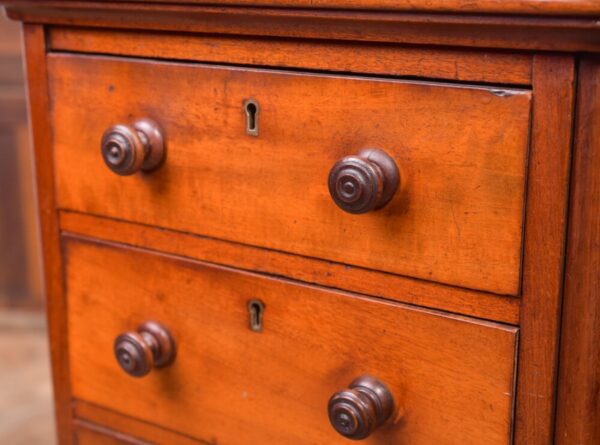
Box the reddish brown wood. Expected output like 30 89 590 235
64 236 518 445
47 28 534 86
6 3 600 52
555 58 600 445
49 54 530 295
328 375 395 440
101 118 165 176
74 401 208 445
328 148 400 214
22 23 73 445
11 0 600 15
73 419 148 445
114 321 176 378
59 210 521 325
513 55 576 445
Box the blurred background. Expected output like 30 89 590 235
0 11 56 444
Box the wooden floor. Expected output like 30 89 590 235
0 309 56 444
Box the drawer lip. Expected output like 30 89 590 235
60 215 521 325
65 236 519 444
50 53 531 296
47 27 534 87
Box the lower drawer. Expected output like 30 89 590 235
65 237 518 444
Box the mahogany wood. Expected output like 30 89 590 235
64 237 518 445
6 4 600 52
114 321 176 378
59 211 521 325
49 54 530 295
12 0 600 15
513 55 575 445
73 419 148 445
101 118 165 176
555 58 600 445
6 2 599 444
328 375 395 440
47 28 534 86
74 401 210 445
328 148 400 214
22 24 74 445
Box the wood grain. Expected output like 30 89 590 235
74 401 211 445
49 54 531 295
22 24 73 445
555 58 600 445
48 27 533 86
59 210 521 325
7 4 600 52
8 0 600 15
73 419 148 445
65 237 519 445
513 55 575 445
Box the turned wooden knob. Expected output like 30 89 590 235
114 321 175 378
328 148 399 214
328 375 394 440
101 118 165 176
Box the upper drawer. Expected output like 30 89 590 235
49 54 531 295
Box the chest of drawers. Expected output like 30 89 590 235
3 1 599 444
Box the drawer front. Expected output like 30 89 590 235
65 238 518 444
50 54 531 295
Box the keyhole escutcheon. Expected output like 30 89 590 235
244 99 260 136
248 299 265 332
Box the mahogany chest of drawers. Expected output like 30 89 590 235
3 1 599 444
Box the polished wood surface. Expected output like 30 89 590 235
60 211 521 325
6 1 600 444
7 4 600 52
74 401 206 445
50 54 530 295
328 375 395 440
65 237 518 445
555 58 600 445
22 24 74 445
48 28 534 86
11 0 600 15
73 420 148 445
514 55 575 445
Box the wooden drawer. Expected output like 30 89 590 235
65 237 518 444
50 54 531 295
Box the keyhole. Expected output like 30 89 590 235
248 299 265 332
244 99 259 136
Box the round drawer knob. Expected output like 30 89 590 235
114 321 175 378
328 375 394 440
101 118 165 176
328 148 400 214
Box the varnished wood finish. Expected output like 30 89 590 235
59 211 521 325
7 1 600 443
74 401 209 445
328 375 395 440
114 321 176 378
74 420 148 445
48 28 534 86
7 4 600 52
101 118 165 176
328 148 400 214
22 24 73 445
15 0 600 15
555 58 600 445
50 54 531 295
514 55 575 445
65 237 518 445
